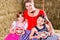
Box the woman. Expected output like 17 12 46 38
19 0 54 40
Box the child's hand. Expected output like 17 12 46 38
16 29 23 34
15 27 25 35
21 30 25 35
38 32 49 38
41 34 48 38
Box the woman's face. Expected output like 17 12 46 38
37 17 45 25
25 2 34 10
18 15 24 22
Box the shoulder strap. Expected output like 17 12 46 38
43 24 48 32
43 24 46 29
35 26 41 32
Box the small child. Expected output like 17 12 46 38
29 15 60 40
4 12 28 40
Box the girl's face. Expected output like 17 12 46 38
37 17 45 25
18 15 24 22
25 2 34 10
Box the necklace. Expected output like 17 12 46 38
30 10 36 15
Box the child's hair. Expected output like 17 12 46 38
16 12 23 18
16 12 25 22
37 15 46 22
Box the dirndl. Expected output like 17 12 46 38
4 33 19 40
19 30 31 40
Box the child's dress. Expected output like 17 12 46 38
4 21 27 40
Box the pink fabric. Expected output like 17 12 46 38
4 33 19 40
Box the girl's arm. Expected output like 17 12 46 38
24 19 28 30
9 21 16 34
29 28 40 39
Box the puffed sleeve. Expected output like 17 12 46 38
11 21 16 28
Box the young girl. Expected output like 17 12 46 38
4 12 28 40
29 15 60 40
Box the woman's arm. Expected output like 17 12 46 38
29 28 40 39
46 24 55 36
44 11 55 35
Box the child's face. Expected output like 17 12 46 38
18 15 24 22
37 17 45 25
